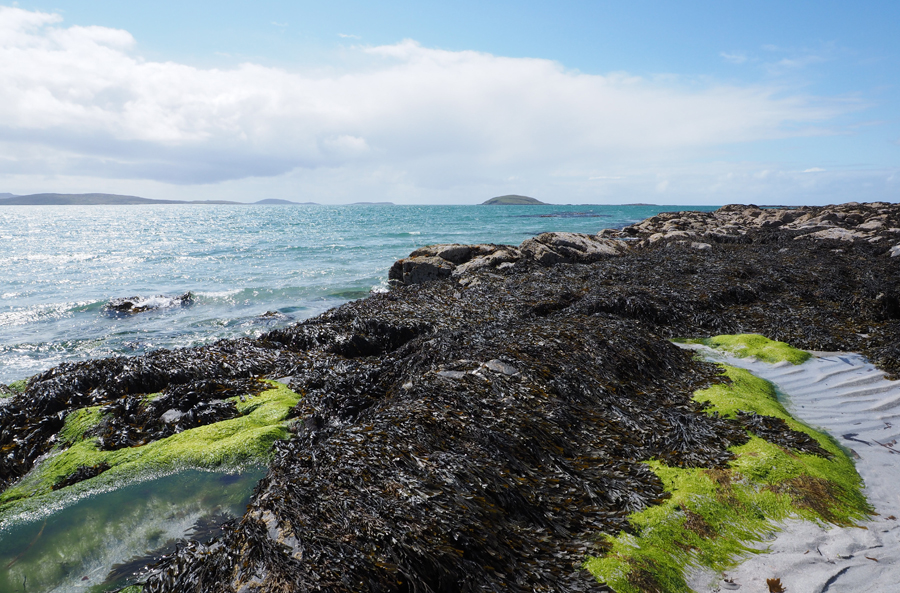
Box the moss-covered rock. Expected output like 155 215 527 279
585 363 870 592
0 382 301 513
679 333 812 365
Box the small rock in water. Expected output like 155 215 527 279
104 292 193 315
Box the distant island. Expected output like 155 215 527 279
481 195 547 205
0 193 319 206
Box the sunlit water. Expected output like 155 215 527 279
0 204 715 385
0 468 265 592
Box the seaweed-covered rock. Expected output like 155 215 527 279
143 222 896 591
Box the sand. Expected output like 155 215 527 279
680 346 900 592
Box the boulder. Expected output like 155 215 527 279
388 256 456 285
520 238 569 265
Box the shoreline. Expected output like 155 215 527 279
1 202 898 591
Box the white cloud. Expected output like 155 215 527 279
802 167 825 173
720 52 748 64
773 55 825 70
0 7 874 203
338 33 361 39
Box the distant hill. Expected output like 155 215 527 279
0 193 244 205
481 195 547 205
0 193 17 199
0 193 179 205
254 199 319 205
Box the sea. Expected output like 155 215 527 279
0 203 718 385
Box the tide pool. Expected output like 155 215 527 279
0 468 265 593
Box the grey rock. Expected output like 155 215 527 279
798 228 868 242
389 256 456 285
160 409 184 424
436 371 467 380
484 360 518 376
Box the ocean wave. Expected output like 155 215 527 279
0 301 94 327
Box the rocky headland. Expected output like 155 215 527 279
1 202 899 592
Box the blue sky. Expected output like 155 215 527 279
1 1 897 204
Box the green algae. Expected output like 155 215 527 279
0 381 301 513
4 379 27 395
677 333 811 365
585 363 870 593
59 405 106 445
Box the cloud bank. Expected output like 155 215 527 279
0 7 884 202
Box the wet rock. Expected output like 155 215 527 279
52 462 111 490
104 292 193 315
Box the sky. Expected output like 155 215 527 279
0 1 898 205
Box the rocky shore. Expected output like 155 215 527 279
1 203 899 592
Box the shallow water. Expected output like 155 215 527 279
0 203 716 384
0 468 265 593
683 347 900 592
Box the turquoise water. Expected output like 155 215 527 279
0 204 716 384
0 468 266 592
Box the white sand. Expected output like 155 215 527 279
679 347 900 592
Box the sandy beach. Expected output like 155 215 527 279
682 346 900 592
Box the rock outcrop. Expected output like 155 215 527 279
389 232 629 285
602 202 900 251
